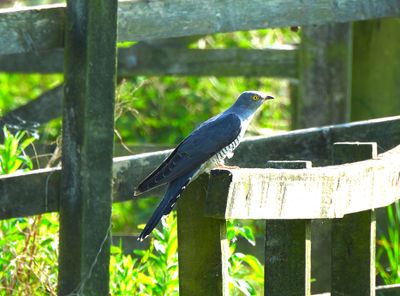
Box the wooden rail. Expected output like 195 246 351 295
206 144 400 219
0 116 399 220
1 0 399 55
0 46 298 78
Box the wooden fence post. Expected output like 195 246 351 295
264 161 312 296
58 0 117 295
331 142 377 296
295 23 353 293
296 23 352 128
352 18 400 121
177 174 229 296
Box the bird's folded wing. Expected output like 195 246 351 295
135 113 242 195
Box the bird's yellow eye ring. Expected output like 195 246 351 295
251 95 260 101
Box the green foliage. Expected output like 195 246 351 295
114 28 297 146
0 128 59 295
227 220 264 295
116 76 290 145
0 127 35 174
112 197 159 234
0 74 61 117
110 213 179 295
376 201 400 284
0 215 59 296
110 213 263 295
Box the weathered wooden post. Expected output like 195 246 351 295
295 23 353 293
296 23 352 128
58 0 117 295
331 142 377 296
177 174 229 296
264 160 312 296
352 18 400 121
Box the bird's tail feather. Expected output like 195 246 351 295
138 170 196 241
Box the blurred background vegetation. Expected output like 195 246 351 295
0 1 399 295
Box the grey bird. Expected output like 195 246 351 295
135 91 274 241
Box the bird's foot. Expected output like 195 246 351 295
216 164 240 169
133 189 142 197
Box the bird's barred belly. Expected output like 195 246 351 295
199 136 242 175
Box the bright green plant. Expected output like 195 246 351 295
227 221 264 296
376 201 400 284
110 212 179 295
110 212 263 295
0 73 61 117
0 215 59 296
227 221 264 295
0 126 35 174
115 75 290 145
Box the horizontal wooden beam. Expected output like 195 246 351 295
376 284 400 296
0 48 63 73
122 46 298 78
1 0 400 55
0 150 170 220
206 144 400 219
231 115 400 168
0 47 297 78
0 4 65 55
117 0 400 41
0 85 63 133
0 167 61 218
313 285 400 296
0 115 399 220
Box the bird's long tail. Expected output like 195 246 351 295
138 169 197 241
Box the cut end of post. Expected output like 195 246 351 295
332 142 378 165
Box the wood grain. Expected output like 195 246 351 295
331 142 376 296
1 0 399 54
177 175 229 296
0 47 297 77
206 144 400 219
264 161 312 296
296 23 352 128
57 0 117 294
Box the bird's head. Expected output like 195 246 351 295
233 91 274 111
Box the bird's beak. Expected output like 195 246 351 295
265 95 274 100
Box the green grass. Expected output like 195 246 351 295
376 201 400 284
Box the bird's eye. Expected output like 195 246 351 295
251 95 260 101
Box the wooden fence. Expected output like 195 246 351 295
0 0 400 295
